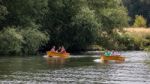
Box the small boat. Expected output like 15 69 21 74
47 51 70 58
100 55 125 63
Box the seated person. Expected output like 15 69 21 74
60 46 66 53
112 50 120 56
104 49 112 56
56 46 61 53
50 46 56 52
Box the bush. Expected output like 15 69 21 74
144 46 150 51
21 27 49 55
0 25 49 55
145 34 150 40
133 15 147 27
97 32 136 50
0 27 23 55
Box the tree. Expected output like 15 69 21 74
42 0 128 51
133 15 147 27
66 7 100 50
87 0 128 33
123 0 150 26
0 26 49 55
0 0 8 30
0 0 129 54
43 0 101 51
0 27 23 55
2 0 48 27
0 4 7 20
0 0 50 55
87 0 128 49
21 26 49 55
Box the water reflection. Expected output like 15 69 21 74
45 57 66 68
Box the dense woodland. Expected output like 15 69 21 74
123 0 150 26
0 0 149 55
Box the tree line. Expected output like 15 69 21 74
0 0 148 55
123 0 150 26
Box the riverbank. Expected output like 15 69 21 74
124 27 150 51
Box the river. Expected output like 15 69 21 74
0 51 150 84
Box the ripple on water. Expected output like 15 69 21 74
0 51 150 84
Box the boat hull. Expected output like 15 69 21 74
47 51 70 58
100 56 125 63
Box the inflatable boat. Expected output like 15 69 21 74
47 51 70 58
100 55 125 63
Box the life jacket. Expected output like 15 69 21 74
104 51 112 56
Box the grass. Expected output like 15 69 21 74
123 27 150 50
124 27 150 38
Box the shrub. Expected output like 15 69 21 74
21 27 49 55
133 15 147 27
0 25 49 55
144 46 150 51
0 27 23 55
111 33 137 50
97 32 136 50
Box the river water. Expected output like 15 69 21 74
0 51 150 84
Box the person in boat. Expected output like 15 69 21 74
60 46 66 53
56 46 62 53
112 50 120 56
50 46 56 52
104 49 112 56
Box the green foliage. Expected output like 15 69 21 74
0 0 49 55
144 36 150 51
0 0 130 55
0 27 23 55
133 15 147 27
0 4 8 20
87 0 128 32
21 27 49 55
144 46 150 51
123 0 150 26
123 29 150 50
43 0 128 51
145 35 150 40
116 34 137 50
68 7 100 50
0 3 8 30
0 26 49 55
3 0 48 27
97 33 136 50
43 0 101 51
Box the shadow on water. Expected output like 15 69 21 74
0 51 150 83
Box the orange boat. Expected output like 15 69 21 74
100 55 125 63
47 51 70 58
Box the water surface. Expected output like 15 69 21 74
0 51 150 84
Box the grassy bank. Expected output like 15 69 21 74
124 28 150 37
124 27 150 51
81 27 150 51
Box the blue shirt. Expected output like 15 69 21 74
104 51 112 56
